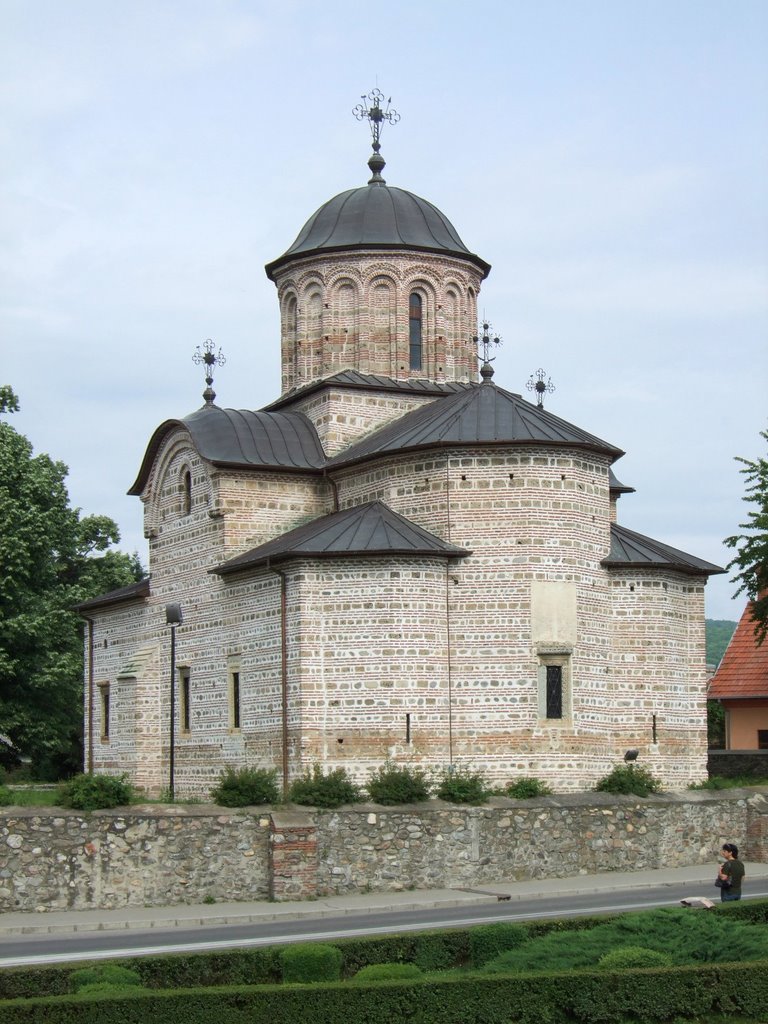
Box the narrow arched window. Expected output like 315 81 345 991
182 469 192 515
409 292 422 371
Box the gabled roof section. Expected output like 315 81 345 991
609 468 635 495
129 405 326 495
266 370 472 412
214 500 470 576
603 524 725 577
74 578 150 613
709 601 768 699
326 380 624 468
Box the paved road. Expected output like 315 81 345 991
3 863 768 968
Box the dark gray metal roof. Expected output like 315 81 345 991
265 183 490 279
327 380 624 468
129 405 326 495
603 524 725 576
609 469 635 495
74 578 150 613
267 370 472 411
214 500 470 576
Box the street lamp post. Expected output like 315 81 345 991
166 604 183 800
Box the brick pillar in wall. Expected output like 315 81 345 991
746 794 768 862
269 812 318 901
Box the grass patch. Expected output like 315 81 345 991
690 776 768 790
2 788 61 807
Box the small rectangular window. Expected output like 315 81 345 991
537 650 572 724
758 730 768 750
180 668 191 733
231 671 241 730
546 665 563 719
99 683 110 741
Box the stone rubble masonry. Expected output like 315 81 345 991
2 790 766 911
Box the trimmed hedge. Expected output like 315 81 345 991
0 913 637 1000
2 961 768 1024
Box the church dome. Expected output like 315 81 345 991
265 183 490 280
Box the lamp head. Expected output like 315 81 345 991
165 604 183 626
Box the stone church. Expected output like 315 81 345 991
78 93 723 797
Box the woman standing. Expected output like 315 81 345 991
718 843 745 901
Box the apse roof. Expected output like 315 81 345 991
327 378 625 468
603 524 724 577
214 500 470 576
265 183 490 279
74 578 150 612
267 370 472 411
708 601 768 699
609 469 635 495
129 405 326 495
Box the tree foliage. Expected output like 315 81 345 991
705 618 737 666
0 391 144 778
725 427 768 645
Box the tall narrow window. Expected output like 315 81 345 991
182 469 192 515
99 683 110 741
231 670 241 730
180 668 191 733
409 292 422 371
537 649 572 723
545 666 563 719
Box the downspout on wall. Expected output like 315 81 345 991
269 563 290 798
80 615 95 774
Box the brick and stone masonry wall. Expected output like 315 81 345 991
2 790 766 912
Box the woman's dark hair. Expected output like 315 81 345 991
722 842 739 857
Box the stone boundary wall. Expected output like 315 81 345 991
0 806 271 912
2 790 767 912
708 750 768 778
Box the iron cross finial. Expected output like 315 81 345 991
193 339 226 405
473 320 502 382
353 88 400 184
527 368 555 409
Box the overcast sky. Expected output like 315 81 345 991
2 0 766 621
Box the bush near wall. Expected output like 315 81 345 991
2 961 768 1024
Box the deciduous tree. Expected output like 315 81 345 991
725 427 768 645
0 389 143 777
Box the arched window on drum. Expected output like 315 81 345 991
409 292 423 371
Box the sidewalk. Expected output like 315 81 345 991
3 863 768 937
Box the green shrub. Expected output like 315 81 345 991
0 784 13 806
211 766 279 807
289 765 362 808
594 763 662 797
434 765 488 804
505 776 553 799
597 945 673 970
366 761 430 804
351 962 423 983
279 942 343 983
58 773 133 811
410 932 457 971
469 922 529 967
69 965 142 993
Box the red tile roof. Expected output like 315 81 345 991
709 602 768 699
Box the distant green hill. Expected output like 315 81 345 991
706 618 738 667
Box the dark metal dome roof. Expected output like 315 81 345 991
265 183 490 279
